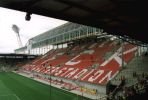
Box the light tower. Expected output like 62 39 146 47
12 24 23 48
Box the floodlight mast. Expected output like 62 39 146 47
12 24 23 48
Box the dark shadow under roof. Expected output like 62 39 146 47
0 0 147 44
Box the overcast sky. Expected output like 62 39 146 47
0 7 67 53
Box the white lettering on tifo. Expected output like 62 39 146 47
47 67 55 74
65 55 81 65
64 68 79 78
81 69 95 80
88 70 104 82
50 67 55 73
73 69 88 79
35 67 40 72
51 67 60 74
54 67 67 76
44 67 51 73
60 68 74 77
99 71 112 83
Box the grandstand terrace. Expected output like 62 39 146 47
14 22 148 100
0 53 37 71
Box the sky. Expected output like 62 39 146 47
0 7 67 53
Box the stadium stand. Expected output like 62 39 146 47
7 21 146 100
18 36 146 100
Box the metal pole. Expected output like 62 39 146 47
50 65 51 100
121 39 124 68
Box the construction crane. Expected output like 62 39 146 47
12 24 23 48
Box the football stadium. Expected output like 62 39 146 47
0 0 148 100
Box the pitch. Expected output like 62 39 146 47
0 72 89 100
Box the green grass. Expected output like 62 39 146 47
0 72 90 100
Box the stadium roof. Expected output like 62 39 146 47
30 22 81 43
0 0 147 44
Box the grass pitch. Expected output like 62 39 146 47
0 72 90 100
